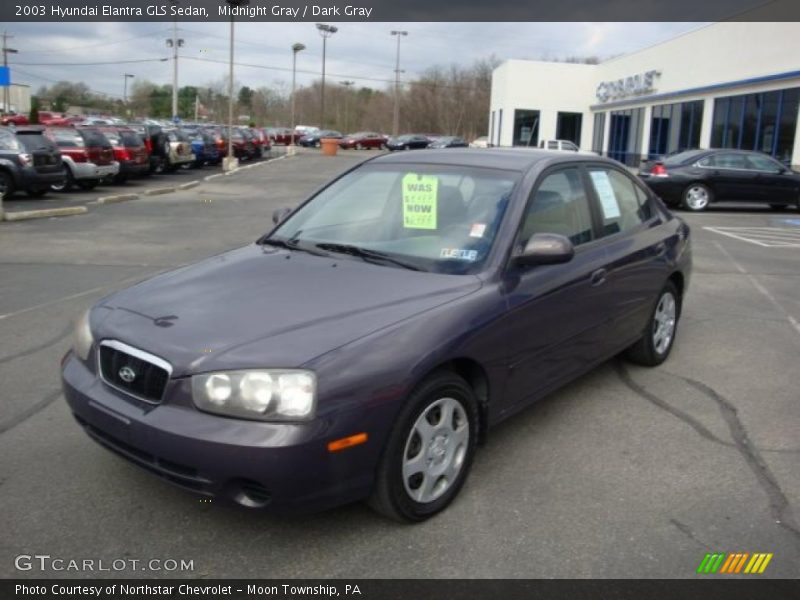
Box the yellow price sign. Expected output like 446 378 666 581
402 174 438 229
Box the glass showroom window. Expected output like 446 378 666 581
711 87 799 163
648 100 703 159
513 109 540 147
608 108 644 166
556 112 583 146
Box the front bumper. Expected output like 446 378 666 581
61 353 374 512
72 161 120 181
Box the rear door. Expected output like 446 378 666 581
697 152 758 201
500 166 612 411
584 165 670 346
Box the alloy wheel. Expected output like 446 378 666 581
685 185 709 211
652 291 677 355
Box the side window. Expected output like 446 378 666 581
519 168 594 248
588 168 653 236
746 154 783 173
0 131 19 151
547 141 559 150
702 153 748 169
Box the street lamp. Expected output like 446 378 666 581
390 30 408 137
224 0 249 171
316 23 338 129
290 42 305 146
123 73 134 104
340 80 354 134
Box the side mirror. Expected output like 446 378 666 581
515 233 575 266
272 207 292 225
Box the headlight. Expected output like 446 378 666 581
73 309 94 361
191 370 316 421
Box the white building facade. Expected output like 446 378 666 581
489 22 800 168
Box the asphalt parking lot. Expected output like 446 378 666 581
0 151 798 579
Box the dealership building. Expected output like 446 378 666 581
489 22 800 168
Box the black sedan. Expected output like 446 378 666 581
639 149 800 211
298 130 343 148
62 149 690 522
386 134 431 151
428 136 468 149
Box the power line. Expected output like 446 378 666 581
18 28 172 56
11 66 126 98
15 58 169 66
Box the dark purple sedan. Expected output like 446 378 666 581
62 149 691 522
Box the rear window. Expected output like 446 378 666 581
119 131 144 147
48 128 85 148
663 150 708 166
15 132 56 152
80 129 110 147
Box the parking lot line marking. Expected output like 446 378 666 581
714 241 800 338
704 226 800 248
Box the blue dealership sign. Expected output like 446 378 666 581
0 67 10 86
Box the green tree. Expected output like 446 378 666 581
29 97 40 124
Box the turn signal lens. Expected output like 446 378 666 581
327 433 368 452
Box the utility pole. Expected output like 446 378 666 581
291 43 306 145
2 31 18 115
167 2 184 122
390 30 408 137
123 73 134 105
316 23 337 129
340 80 354 133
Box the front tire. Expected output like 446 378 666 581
625 281 681 367
682 183 712 212
51 168 74 192
0 171 15 200
369 371 478 522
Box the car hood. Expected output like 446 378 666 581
95 244 481 377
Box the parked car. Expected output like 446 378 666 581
1 113 29 126
339 132 388 150
0 125 65 199
163 129 195 171
129 123 170 174
242 127 267 159
97 127 148 183
638 149 800 211
37 111 72 127
250 128 271 157
47 126 118 191
538 139 581 152
428 136 468 149
385 134 431 151
183 128 221 168
267 127 298 145
220 128 254 160
62 148 690 521
298 130 343 148
469 136 490 148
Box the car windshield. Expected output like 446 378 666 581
267 164 519 275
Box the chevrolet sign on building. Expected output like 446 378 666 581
596 70 661 103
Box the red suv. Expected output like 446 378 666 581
46 126 119 191
97 127 149 183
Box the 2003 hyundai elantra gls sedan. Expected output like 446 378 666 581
62 149 691 522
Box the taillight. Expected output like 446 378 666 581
73 150 89 163
651 163 668 177
18 153 32 166
144 139 153 153
117 148 131 161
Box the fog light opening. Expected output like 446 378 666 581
229 479 272 508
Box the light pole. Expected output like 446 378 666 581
340 80 354 134
316 23 337 129
2 31 17 115
224 0 249 171
166 1 184 122
390 30 408 137
123 73 134 104
290 42 305 146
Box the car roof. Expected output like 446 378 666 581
370 147 616 172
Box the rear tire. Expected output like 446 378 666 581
625 281 681 367
51 168 73 192
368 371 478 523
682 183 712 212
0 170 14 200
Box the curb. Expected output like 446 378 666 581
142 186 177 196
204 173 224 181
3 206 88 221
178 181 200 190
95 193 139 205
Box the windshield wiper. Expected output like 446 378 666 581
261 237 329 257
314 243 423 271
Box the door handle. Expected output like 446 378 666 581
590 268 608 286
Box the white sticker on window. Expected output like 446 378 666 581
589 171 621 219
440 248 478 261
469 223 487 238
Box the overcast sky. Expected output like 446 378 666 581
6 22 707 98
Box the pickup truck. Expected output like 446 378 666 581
538 139 581 152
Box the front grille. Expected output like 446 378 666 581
98 341 170 403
